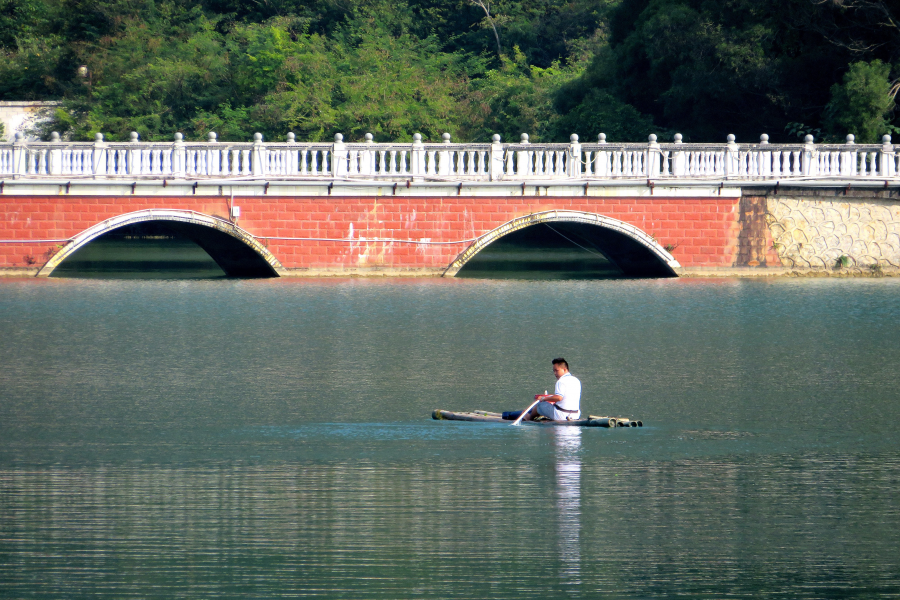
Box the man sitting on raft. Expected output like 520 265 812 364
524 358 581 421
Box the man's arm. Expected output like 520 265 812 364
536 394 562 403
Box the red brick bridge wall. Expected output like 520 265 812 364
0 195 778 271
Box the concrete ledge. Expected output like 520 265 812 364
280 266 446 277
0 267 40 277
675 266 900 277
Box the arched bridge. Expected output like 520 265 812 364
7 130 900 276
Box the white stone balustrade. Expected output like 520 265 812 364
1 131 898 182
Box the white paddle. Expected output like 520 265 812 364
511 398 542 426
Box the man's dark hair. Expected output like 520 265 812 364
552 357 569 369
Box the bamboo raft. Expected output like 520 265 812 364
432 409 643 428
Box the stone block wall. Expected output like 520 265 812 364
765 194 900 271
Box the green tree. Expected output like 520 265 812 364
470 46 581 141
824 60 895 143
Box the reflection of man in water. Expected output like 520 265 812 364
524 358 582 421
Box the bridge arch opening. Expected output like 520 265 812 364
40 210 283 278
447 211 680 279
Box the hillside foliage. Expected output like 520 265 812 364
1 0 899 143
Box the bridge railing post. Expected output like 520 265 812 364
359 133 376 176
92 133 107 178
127 132 141 176
207 132 220 176
757 134 770 177
595 133 609 177
332 133 348 177
516 133 531 177
286 132 298 175
48 132 62 175
410 133 425 178
880 135 894 176
671 133 685 176
801 134 816 176
724 134 738 177
11 132 26 178
841 134 856 176
173 133 186 177
489 134 504 181
251 132 266 177
647 134 661 178
438 133 452 176
568 134 582 178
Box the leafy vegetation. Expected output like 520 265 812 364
2 0 900 142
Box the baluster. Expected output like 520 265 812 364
237 149 246 175
223 148 233 175
298 149 307 175
217 147 227 176
160 148 170 175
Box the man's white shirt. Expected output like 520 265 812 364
554 372 581 412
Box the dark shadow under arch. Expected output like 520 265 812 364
39 210 283 278
446 210 680 279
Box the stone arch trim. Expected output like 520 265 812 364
443 209 682 276
36 209 286 277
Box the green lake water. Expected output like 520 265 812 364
1 277 899 598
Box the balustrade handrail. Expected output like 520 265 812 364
1 131 897 181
